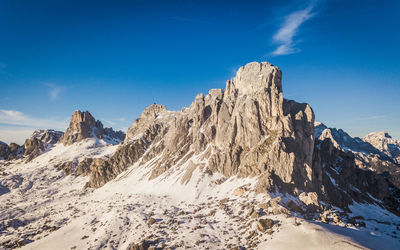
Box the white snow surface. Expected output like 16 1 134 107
0 139 400 249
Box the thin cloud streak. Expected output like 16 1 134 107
104 119 117 126
355 115 387 121
270 3 316 56
0 127 35 145
0 109 68 129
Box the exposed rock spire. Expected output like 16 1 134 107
60 110 125 145
87 62 315 191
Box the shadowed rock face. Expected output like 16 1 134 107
0 130 64 162
59 110 125 145
87 62 315 191
312 126 400 214
363 131 400 164
0 141 9 160
0 142 24 161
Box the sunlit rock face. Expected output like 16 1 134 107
87 62 315 191
363 131 400 164
60 110 125 146
23 129 64 161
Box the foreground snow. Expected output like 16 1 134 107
1 139 399 249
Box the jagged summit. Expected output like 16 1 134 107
314 122 383 156
23 129 64 161
363 131 400 163
59 110 101 145
0 129 64 161
87 61 315 191
60 110 125 145
315 122 400 164
125 104 167 143
366 131 392 138
230 62 282 95
0 141 22 160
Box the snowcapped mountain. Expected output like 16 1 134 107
1 62 400 249
363 131 400 164
315 122 400 164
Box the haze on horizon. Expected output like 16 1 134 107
0 0 399 144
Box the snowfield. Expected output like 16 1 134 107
1 139 400 249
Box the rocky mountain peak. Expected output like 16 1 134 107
60 110 125 146
229 62 282 96
30 129 64 144
363 131 400 163
87 61 315 191
71 110 101 129
124 104 167 143
0 141 24 161
60 110 101 145
365 131 392 139
23 129 64 161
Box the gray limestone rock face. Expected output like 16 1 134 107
86 62 315 191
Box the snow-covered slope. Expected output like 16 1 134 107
1 137 400 249
0 138 119 248
1 62 400 249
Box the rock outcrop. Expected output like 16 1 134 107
0 130 63 162
23 130 64 161
59 110 125 145
87 62 315 191
0 141 9 160
315 122 385 159
313 124 400 214
0 142 24 161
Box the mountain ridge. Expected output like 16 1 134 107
0 62 399 249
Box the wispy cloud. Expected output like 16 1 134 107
0 127 36 145
355 115 387 121
103 119 117 126
102 117 130 132
44 83 65 101
270 3 317 56
0 109 68 129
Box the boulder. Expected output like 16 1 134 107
257 218 274 232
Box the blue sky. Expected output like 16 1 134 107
0 0 399 144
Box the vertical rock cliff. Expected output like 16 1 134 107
60 110 125 145
87 62 315 191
